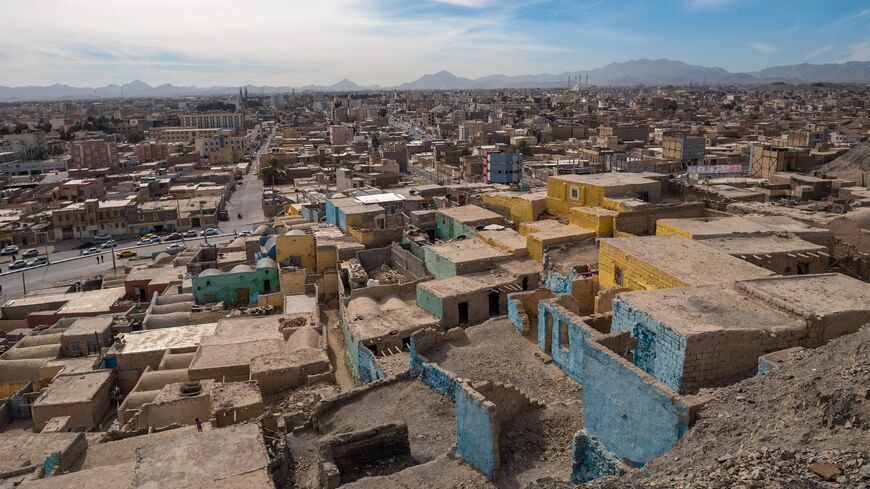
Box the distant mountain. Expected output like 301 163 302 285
1 59 868 101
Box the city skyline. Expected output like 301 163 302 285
1 0 869 87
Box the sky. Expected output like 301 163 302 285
0 0 868 87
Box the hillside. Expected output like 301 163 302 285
814 142 870 182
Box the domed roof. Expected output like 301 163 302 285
254 224 272 236
198 268 222 278
285 229 306 236
330 192 347 199
256 257 277 269
230 264 254 274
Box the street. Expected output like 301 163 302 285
0 133 271 301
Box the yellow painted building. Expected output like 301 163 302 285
544 173 663 218
598 235 774 290
481 191 547 224
569 206 618 236
275 230 316 271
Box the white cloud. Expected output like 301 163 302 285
747 42 780 55
844 41 870 61
0 0 575 86
428 0 490 7
805 46 832 60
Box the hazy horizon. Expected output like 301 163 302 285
1 0 868 87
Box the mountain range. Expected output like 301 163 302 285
1 59 868 101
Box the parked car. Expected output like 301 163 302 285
183 230 198 238
1 245 19 255
166 243 186 253
8 260 27 270
101 240 117 249
94 233 111 241
82 247 99 255
164 232 183 242
78 241 95 249
238 230 252 237
26 257 48 267
201 228 219 237
117 249 137 258
21 249 39 258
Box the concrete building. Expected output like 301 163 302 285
662 135 704 166
134 142 170 163
179 112 244 129
435 205 504 240
69 140 119 169
192 259 279 307
483 151 522 184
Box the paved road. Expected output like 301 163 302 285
0 135 272 301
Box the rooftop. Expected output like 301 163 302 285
427 239 508 264
109 323 217 355
34 370 112 405
601 235 775 286
437 204 502 224
736 273 870 318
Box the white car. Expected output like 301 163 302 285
82 247 100 255
166 243 186 253
1 245 19 255
101 240 117 249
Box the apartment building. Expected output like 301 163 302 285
149 127 228 144
194 134 253 157
662 135 705 166
69 139 120 169
328 125 352 146
179 112 244 129
135 142 171 163
483 151 522 184
52 198 137 240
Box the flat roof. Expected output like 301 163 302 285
110 323 217 355
618 286 803 336
427 239 508 264
736 273 870 317
601 235 775 286
63 316 114 336
659 216 779 237
346 296 439 341
34 370 112 405
355 192 405 204
418 270 520 298
437 204 502 224
551 172 662 186
700 235 826 255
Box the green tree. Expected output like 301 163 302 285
371 133 381 149
378 108 388 118
258 156 285 188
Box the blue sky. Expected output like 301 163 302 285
0 0 868 86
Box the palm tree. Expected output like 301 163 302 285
258 156 284 189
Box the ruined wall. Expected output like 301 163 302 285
357 345 387 384
455 382 499 480
571 429 627 483
390 243 428 280
409 328 464 398
538 300 606 383
507 289 554 334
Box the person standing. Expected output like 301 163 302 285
195 418 203 432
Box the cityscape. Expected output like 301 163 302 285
0 1 868 488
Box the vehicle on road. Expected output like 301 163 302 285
117 250 137 258
183 230 198 238
26 257 47 267
1 245 19 255
164 232 183 242
78 241 95 249
21 249 39 258
82 247 99 255
8 260 27 269
238 230 252 237
95 233 111 241
201 228 219 237
101 240 117 249
139 233 155 239
166 243 186 253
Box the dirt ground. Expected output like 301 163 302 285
425 317 583 405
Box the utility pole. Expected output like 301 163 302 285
21 270 26 295
111 246 117 273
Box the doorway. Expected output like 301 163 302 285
236 288 249 305
458 301 469 325
488 291 500 316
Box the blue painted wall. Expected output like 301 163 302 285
581 338 690 467
544 269 578 295
507 297 524 333
357 344 387 384
572 429 626 482
409 334 458 398
611 298 687 393
537 301 596 384
455 384 498 480
325 200 338 226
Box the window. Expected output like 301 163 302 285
569 186 580 200
614 266 624 286
559 322 570 351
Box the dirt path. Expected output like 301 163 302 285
322 306 355 391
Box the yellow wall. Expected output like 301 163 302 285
280 269 307 295
283 204 300 216
276 233 316 271
545 177 607 217
256 292 284 308
481 193 544 224
317 271 338 300
598 240 687 290
654 220 693 239
569 207 616 236
316 245 338 273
